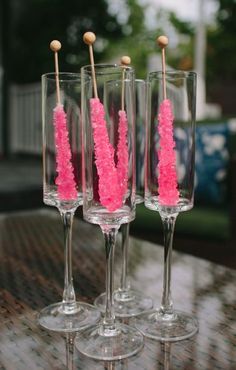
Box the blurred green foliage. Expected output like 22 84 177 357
6 0 236 102
206 0 236 111
207 0 236 83
8 0 127 82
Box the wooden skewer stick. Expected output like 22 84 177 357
120 56 131 111
157 35 169 100
83 32 98 99
50 40 62 105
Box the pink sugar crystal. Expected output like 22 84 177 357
117 110 129 196
53 104 77 200
90 98 129 212
157 99 179 205
90 98 120 212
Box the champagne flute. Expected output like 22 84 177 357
39 72 100 332
75 64 143 360
134 70 198 341
94 79 153 317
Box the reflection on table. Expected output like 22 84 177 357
0 208 235 369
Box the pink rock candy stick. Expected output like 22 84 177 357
117 110 129 197
90 98 129 212
53 104 77 200
157 99 179 205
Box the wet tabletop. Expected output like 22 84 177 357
0 208 235 369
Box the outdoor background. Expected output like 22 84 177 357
0 0 236 266
1 0 236 155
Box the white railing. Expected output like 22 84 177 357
9 82 42 154
7 79 188 156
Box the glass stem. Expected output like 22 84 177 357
162 342 171 370
60 210 77 312
101 225 119 331
65 333 75 370
160 214 178 315
120 222 130 291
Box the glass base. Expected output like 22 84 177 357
134 309 198 342
38 301 101 333
94 289 153 317
75 323 144 360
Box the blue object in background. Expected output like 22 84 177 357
194 123 230 206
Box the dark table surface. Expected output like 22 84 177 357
0 208 236 369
